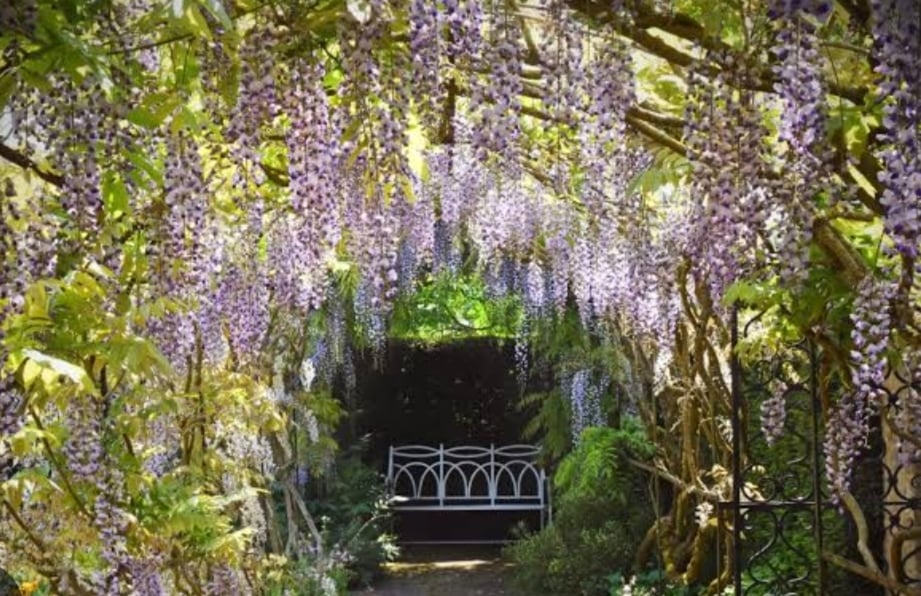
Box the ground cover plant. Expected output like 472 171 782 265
0 0 919 593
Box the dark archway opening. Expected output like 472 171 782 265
346 337 551 543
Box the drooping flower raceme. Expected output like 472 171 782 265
541 1 585 127
409 0 445 132
227 26 278 182
768 0 833 284
581 27 634 213
568 369 607 444
825 276 893 498
469 10 523 166
872 0 921 261
760 381 788 446
685 58 770 301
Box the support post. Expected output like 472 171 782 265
387 445 394 495
439 443 445 508
490 443 496 507
539 470 546 530
730 304 744 595
809 340 826 591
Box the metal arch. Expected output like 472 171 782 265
441 460 493 498
392 461 442 500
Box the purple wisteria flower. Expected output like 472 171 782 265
872 0 921 260
825 276 893 499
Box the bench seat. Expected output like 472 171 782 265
385 444 551 542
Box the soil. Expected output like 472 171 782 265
351 545 527 596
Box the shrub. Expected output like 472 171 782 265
506 420 656 595
305 454 398 589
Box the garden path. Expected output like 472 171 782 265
352 545 525 596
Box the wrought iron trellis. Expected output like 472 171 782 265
877 365 921 590
718 308 921 595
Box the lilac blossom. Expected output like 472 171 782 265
768 0 831 284
684 59 770 301
216 261 270 366
0 376 23 439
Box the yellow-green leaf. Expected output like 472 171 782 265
22 349 96 394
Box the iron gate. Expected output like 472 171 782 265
718 308 921 595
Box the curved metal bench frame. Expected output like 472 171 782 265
386 444 551 543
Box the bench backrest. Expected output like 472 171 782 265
386 444 546 509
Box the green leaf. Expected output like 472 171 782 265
721 280 781 308
196 0 233 30
23 282 50 321
128 92 181 129
103 175 130 217
0 74 15 112
399 174 416 203
182 4 213 39
70 270 107 299
10 426 60 455
171 105 201 133
22 349 96 394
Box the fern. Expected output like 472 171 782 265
554 419 655 505
519 389 571 460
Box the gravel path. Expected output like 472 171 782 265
351 546 525 596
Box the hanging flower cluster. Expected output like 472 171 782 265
0 379 21 440
227 26 279 181
1 191 54 443
872 0 921 261
0 1 37 36
217 260 270 366
540 1 585 127
768 0 832 284
580 26 634 210
12 78 111 245
760 381 788 446
469 9 523 165
338 7 411 189
396 176 437 290
825 276 893 498
270 59 341 312
566 369 608 444
893 351 921 465
409 0 445 131
685 57 771 301
155 135 208 293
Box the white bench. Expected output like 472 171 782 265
386 444 551 542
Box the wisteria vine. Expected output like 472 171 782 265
1 0 919 591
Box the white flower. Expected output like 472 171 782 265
299 356 316 392
695 501 714 528
321 574 337 596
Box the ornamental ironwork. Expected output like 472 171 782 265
720 308 921 595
